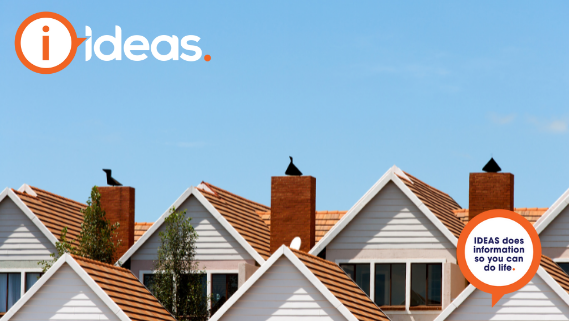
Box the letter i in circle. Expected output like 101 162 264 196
42 25 49 60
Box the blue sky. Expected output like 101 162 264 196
1 1 568 223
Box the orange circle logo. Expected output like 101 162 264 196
457 209 541 306
15 12 86 74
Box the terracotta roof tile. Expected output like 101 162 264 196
134 222 153 242
72 255 175 321
397 172 464 238
453 208 548 225
196 182 271 260
13 186 86 242
291 249 389 321
541 255 569 294
258 210 348 242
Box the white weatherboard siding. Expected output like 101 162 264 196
0 198 56 261
327 182 454 250
131 195 253 261
219 257 346 321
10 263 120 321
446 274 569 321
541 206 569 250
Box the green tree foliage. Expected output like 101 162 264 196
152 207 209 321
39 186 121 272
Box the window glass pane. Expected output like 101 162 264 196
0 274 7 313
355 264 370 297
7 273 21 310
427 264 442 305
227 274 238 298
143 274 156 295
25 273 41 292
411 264 426 306
211 274 227 313
201 274 208 305
374 265 390 306
340 264 354 280
392 264 406 306
558 263 569 275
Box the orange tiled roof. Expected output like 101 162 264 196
541 255 569 294
257 210 348 242
12 186 86 241
196 182 271 260
72 255 175 321
453 208 548 225
291 248 389 321
397 172 464 238
135 222 153 242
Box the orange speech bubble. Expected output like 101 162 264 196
457 209 541 306
15 12 86 74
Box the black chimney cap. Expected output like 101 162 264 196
482 158 501 173
285 156 302 176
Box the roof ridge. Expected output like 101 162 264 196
203 182 270 210
71 254 132 273
29 186 87 207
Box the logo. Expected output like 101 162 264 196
16 12 211 74
15 12 85 74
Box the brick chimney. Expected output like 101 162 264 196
98 186 135 260
270 176 316 253
469 173 514 221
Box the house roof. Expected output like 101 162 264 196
397 172 464 238
453 208 548 225
196 182 271 260
73 255 175 321
134 222 153 242
540 255 569 294
12 184 85 241
291 248 389 321
257 210 348 242
210 245 389 321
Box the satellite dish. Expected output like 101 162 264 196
290 237 301 250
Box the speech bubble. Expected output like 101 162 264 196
15 12 86 74
457 209 541 306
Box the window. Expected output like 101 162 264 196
340 264 370 296
211 274 238 313
410 263 442 306
143 274 156 295
558 263 569 275
375 264 406 306
0 273 21 313
25 273 42 292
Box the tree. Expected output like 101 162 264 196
152 207 209 321
39 186 121 272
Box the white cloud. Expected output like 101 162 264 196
527 116 568 133
489 113 515 125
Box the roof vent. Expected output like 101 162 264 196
482 158 501 173
285 156 302 176
290 237 301 250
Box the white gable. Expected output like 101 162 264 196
443 274 569 321
540 205 569 250
327 181 454 250
10 263 121 321
0 197 56 261
219 256 346 321
131 195 253 261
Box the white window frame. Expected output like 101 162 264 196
139 269 238 309
0 268 44 310
336 258 447 313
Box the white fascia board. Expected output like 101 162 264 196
309 167 394 255
0 188 59 246
310 165 458 255
209 247 285 321
537 266 569 306
191 187 266 265
65 254 131 321
433 284 476 321
534 188 569 234
390 173 458 247
17 184 37 197
0 254 67 321
283 247 362 321
116 188 193 265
